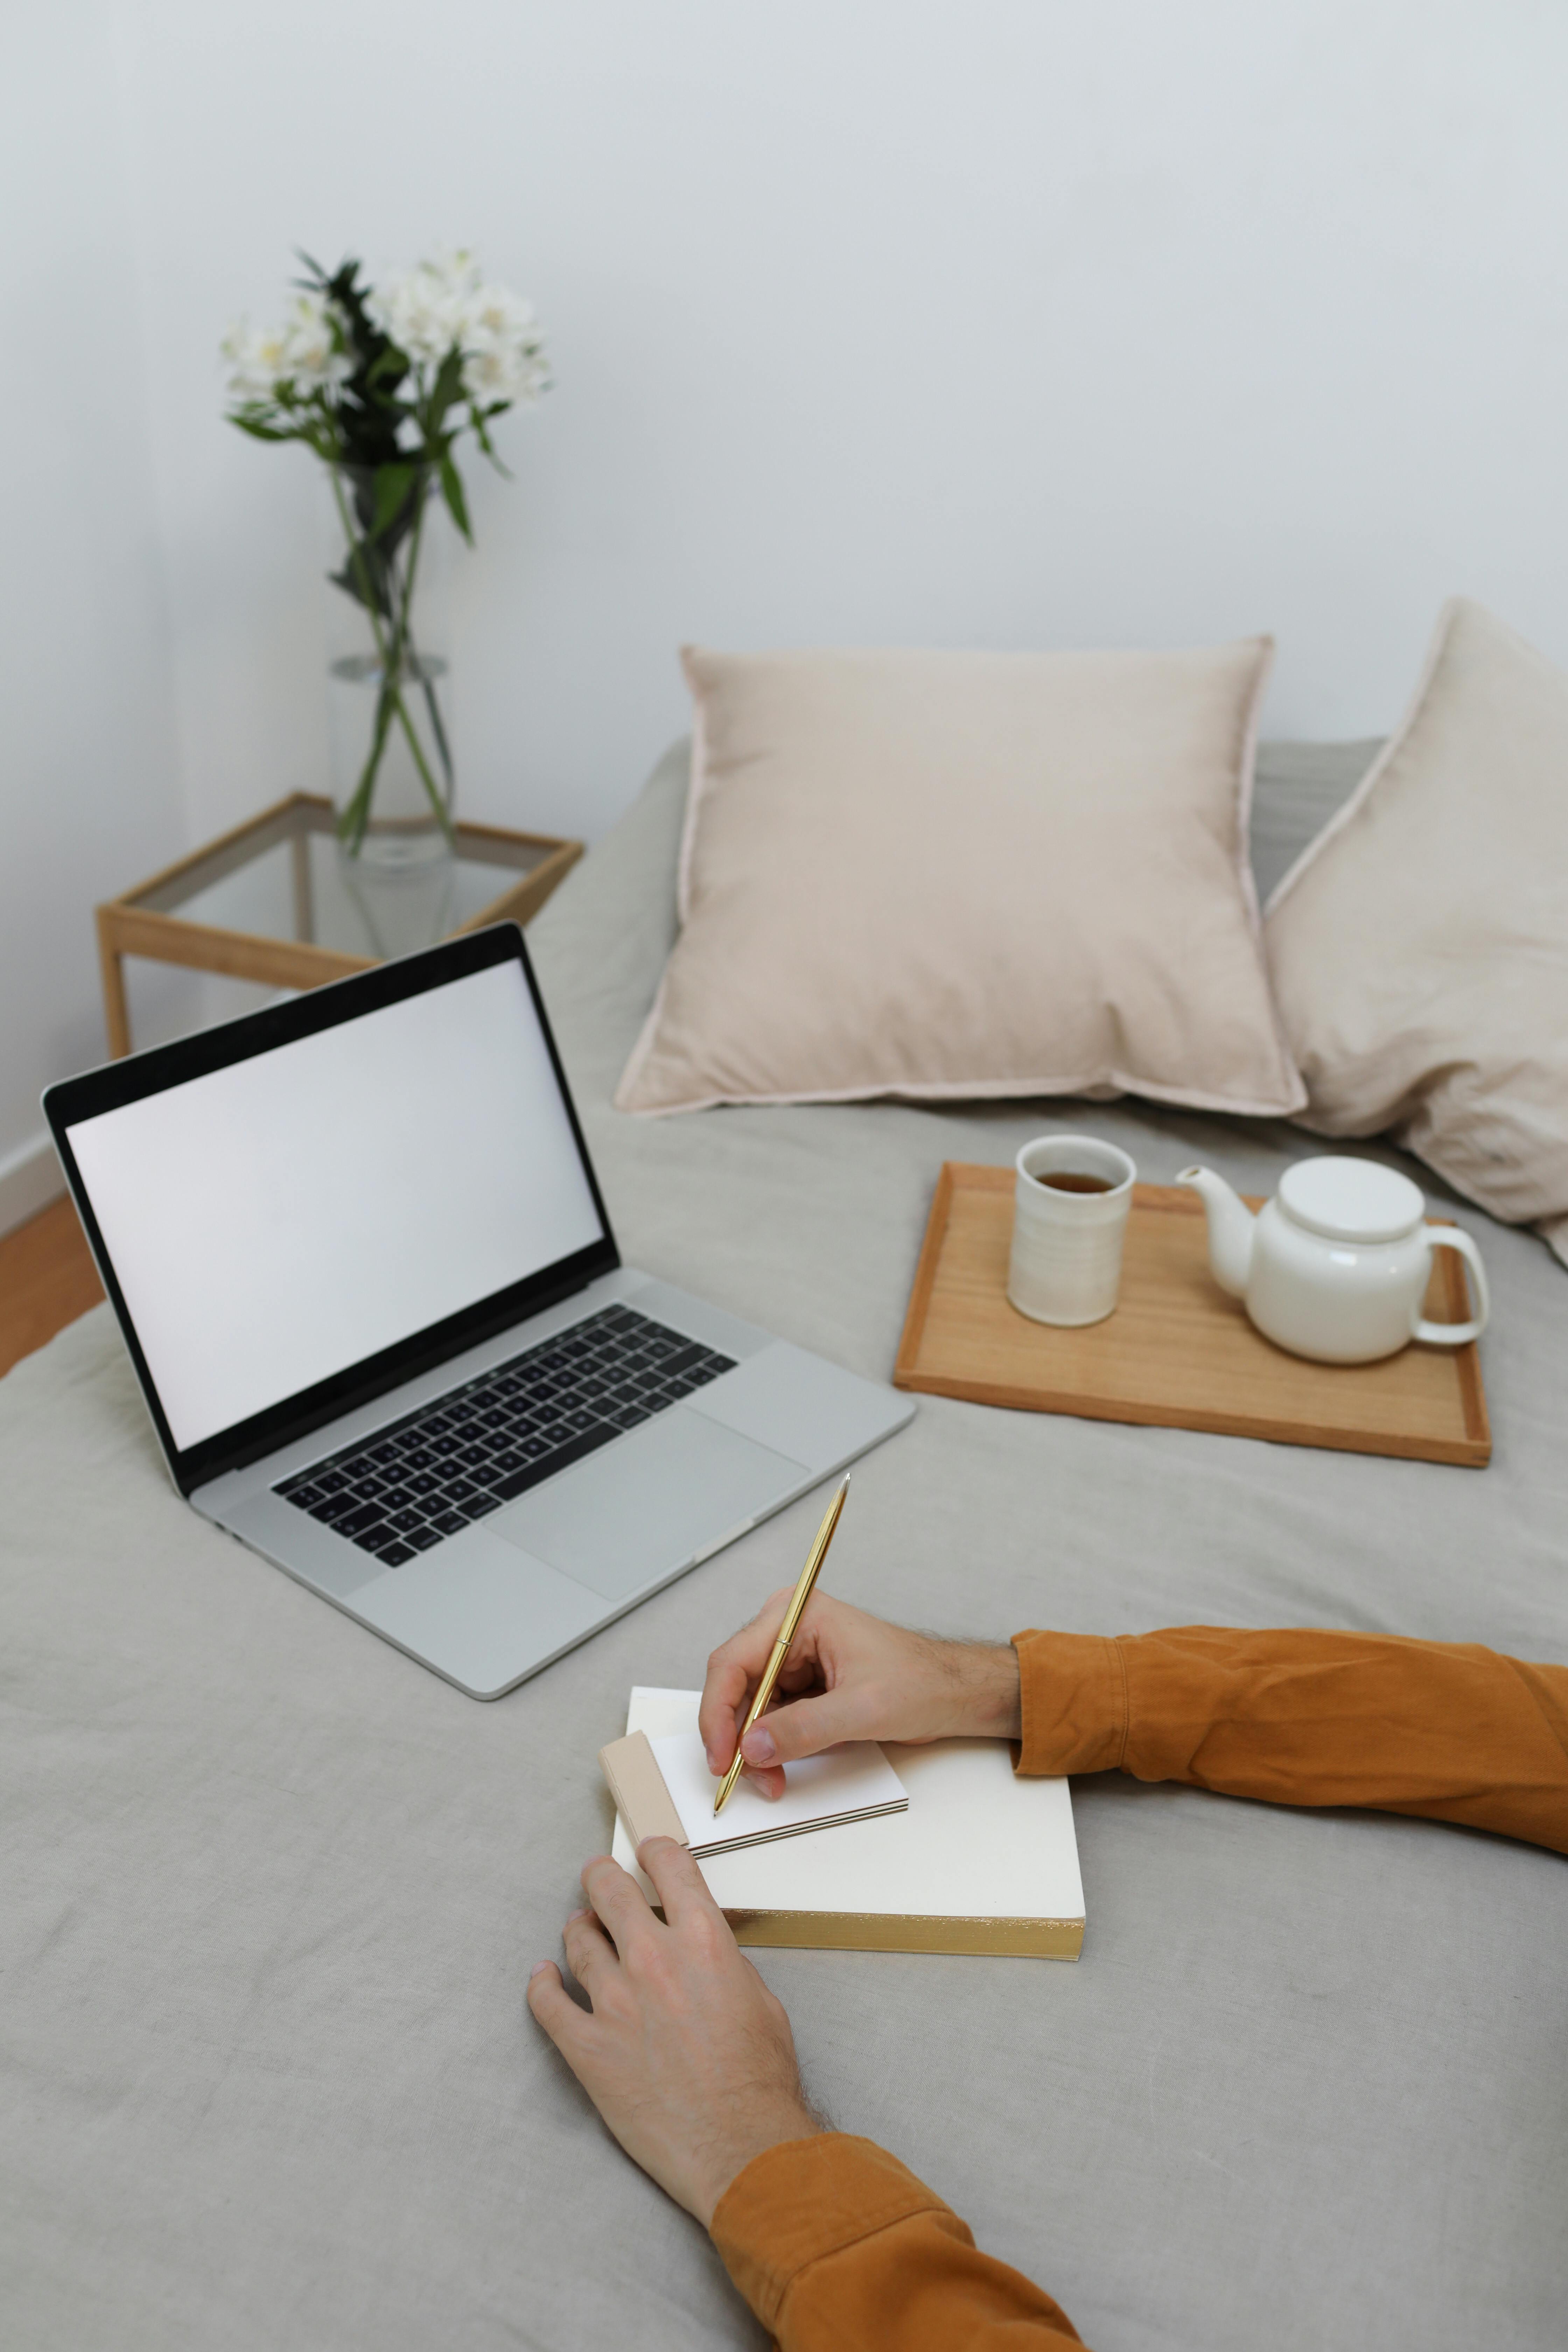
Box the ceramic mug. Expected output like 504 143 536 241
1008 1135 1136 1327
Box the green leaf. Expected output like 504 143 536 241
228 413 300 443
422 345 466 435
469 405 514 477
439 451 473 543
370 462 417 539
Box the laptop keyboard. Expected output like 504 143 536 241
274 1305 736 1568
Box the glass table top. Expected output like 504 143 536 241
113 799 570 1056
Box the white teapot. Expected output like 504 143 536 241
1176 1157 1489 1365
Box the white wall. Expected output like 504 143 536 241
0 10 186 1218
5 0 1568 1210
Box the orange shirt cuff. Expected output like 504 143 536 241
710 2133 954 2334
1012 1630 1128 1776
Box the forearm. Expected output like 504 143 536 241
1013 1625 1568 1853
712 2135 1084 2350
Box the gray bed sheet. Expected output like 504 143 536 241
4 743 1564 2352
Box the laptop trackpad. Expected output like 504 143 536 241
491 1408 806 1601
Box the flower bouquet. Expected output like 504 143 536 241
222 250 548 943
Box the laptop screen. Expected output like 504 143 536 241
56 950 608 1459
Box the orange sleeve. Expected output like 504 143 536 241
1011 1625 1568 1853
710 2134 1085 2350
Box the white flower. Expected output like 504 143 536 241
221 292 349 402
462 281 536 347
461 323 550 407
367 256 471 366
281 291 351 392
366 252 550 407
461 343 537 405
221 317 292 401
458 279 550 407
428 246 483 298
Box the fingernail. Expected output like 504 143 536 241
529 1962 550 1979
567 1906 590 1923
742 1725 776 1764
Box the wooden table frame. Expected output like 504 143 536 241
96 793 582 1058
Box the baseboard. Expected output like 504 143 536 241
0 1129 65 1239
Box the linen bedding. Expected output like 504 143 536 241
2 740 1564 2352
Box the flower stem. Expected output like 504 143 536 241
328 464 455 854
386 492 457 845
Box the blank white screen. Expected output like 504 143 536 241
65 961 605 1451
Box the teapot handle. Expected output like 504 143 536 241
1413 1226 1490 1346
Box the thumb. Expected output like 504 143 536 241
526 1962 587 2059
741 1685 873 1767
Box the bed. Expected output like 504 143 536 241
4 741 1564 2350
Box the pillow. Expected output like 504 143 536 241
615 643 1304 1120
1265 598 1568 1267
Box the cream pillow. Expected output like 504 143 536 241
616 643 1303 1119
1265 598 1568 1267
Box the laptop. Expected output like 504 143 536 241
43 922 914 1699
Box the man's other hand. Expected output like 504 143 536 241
527 1840 824 2226
699 1588 1023 1799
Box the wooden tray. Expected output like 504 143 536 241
894 1166 1490 1467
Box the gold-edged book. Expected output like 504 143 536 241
602 1688 1085 1960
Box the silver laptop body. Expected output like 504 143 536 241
44 924 914 1699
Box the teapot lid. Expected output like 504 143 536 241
1278 1157 1425 1244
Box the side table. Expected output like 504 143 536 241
96 793 582 1058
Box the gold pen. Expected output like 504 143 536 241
712 1475 850 1817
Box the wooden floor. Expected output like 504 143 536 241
0 1197 104 1378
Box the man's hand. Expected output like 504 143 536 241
700 1589 1022 1800
527 1840 824 2228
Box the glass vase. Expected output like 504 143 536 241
324 463 457 956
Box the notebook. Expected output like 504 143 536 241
600 1726 909 1860
603 1687 1085 1959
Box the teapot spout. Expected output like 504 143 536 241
1176 1165 1255 1299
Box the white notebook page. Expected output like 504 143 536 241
648 1729 907 1858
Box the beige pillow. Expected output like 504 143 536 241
616 643 1303 1119
1265 598 1568 1267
